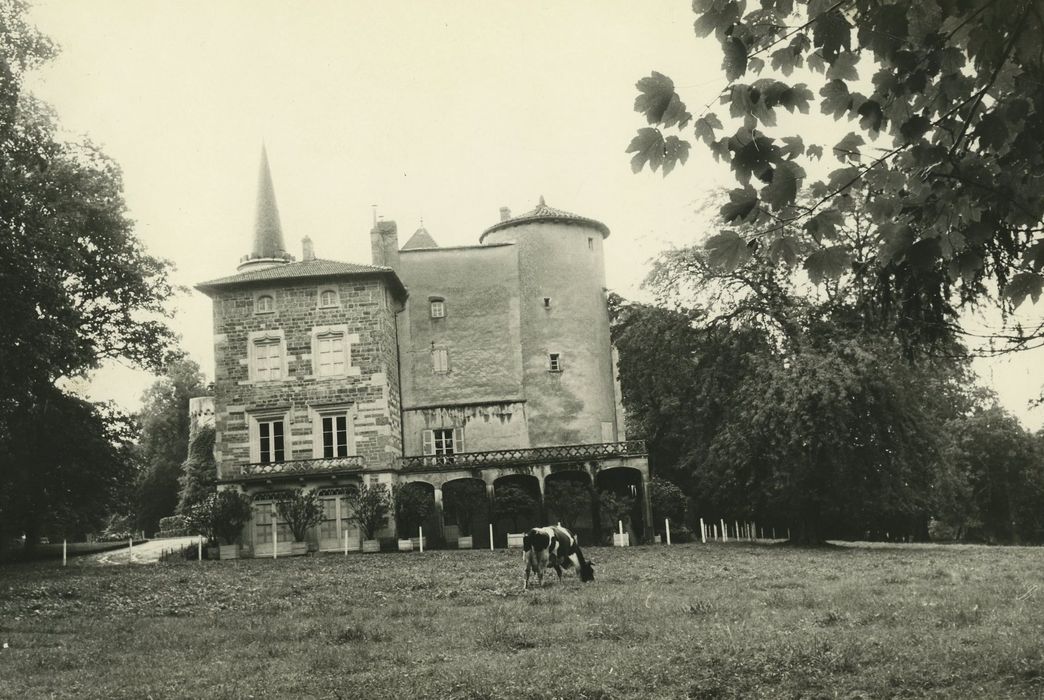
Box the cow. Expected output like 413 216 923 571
522 525 595 590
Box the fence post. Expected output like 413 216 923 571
665 518 671 545
273 523 278 560
62 539 67 567
198 534 203 561
344 530 348 556
700 518 706 543
720 519 727 543
419 526 424 553
489 523 494 551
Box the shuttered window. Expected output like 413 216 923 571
254 339 282 381
422 427 464 457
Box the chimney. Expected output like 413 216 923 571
499 206 511 222
370 220 400 269
301 236 315 261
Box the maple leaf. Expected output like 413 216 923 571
626 128 666 173
662 136 691 176
768 235 801 266
833 132 865 163
820 80 851 119
761 161 806 210
807 144 824 160
826 52 859 81
634 72 679 125
694 114 723 145
974 110 1009 152
780 135 804 160
1003 272 1044 308
813 10 852 61
705 230 753 271
804 245 853 285
720 187 760 224
723 36 748 81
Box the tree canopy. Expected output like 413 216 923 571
630 0 1044 348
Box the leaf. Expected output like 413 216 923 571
768 235 801 266
705 230 753 272
1003 272 1044 308
723 36 748 81
878 223 916 263
634 72 679 125
694 113 723 145
826 52 859 81
813 10 852 61
771 46 800 76
857 99 884 134
804 245 853 285
662 136 691 176
827 166 860 190
1023 240 1044 272
899 115 930 143
720 187 760 224
807 144 824 160
761 161 806 210
975 110 1009 151
820 80 851 119
833 132 865 163
626 128 666 173
693 0 741 38
804 208 844 241
807 50 827 73
780 135 805 159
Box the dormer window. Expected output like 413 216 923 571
319 289 338 308
256 295 274 313
430 299 445 318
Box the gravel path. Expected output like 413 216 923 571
84 536 202 565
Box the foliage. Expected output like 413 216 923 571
442 480 488 536
494 485 538 532
133 358 209 535
393 483 435 538
544 479 593 532
631 0 1044 346
344 483 391 540
187 490 252 545
157 515 189 537
276 490 324 543
177 425 217 515
649 477 688 525
598 491 636 532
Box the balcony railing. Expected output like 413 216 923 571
226 455 365 480
398 440 646 471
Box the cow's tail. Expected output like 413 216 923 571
522 529 533 552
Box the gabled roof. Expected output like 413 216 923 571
402 227 439 250
196 257 407 299
479 196 610 242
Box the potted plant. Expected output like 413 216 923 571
495 485 538 547
443 480 488 549
393 482 435 551
188 490 252 559
345 483 390 553
276 489 324 556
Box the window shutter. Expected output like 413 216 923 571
453 427 465 455
422 430 435 455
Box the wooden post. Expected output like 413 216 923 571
273 521 278 560
720 519 727 543
128 537 133 555
787 527 791 541
618 520 624 536
753 522 758 540
419 526 424 553
198 534 203 561
489 523 494 551
700 518 706 543
713 524 717 540
734 521 739 541
344 530 348 556
62 539 67 567
665 518 671 545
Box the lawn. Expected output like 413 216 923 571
1 542 1041 699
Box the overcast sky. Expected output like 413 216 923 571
26 1 1044 430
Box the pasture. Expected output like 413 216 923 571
0 542 1041 699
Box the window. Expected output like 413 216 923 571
319 289 338 308
543 297 552 308
253 503 291 545
258 418 285 463
256 295 274 313
432 348 449 373
548 353 562 372
430 300 445 318
253 337 283 381
423 427 464 458
316 332 347 376
588 237 594 250
321 415 349 458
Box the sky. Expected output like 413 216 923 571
25 1 1044 430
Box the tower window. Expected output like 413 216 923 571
543 297 552 308
319 289 338 308
258 418 285 464
256 295 274 313
316 332 348 376
432 348 449 373
588 237 594 250
321 414 350 458
252 337 283 381
430 300 445 318
422 427 465 461
548 353 562 372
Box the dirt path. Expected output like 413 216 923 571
84 536 202 565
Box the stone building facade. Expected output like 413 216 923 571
197 150 650 555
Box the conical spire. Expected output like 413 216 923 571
253 145 287 259
238 146 292 271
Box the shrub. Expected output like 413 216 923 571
495 485 538 532
157 515 189 537
650 477 687 526
344 483 391 541
187 490 252 545
393 483 435 538
442 480 488 536
598 490 636 532
544 480 593 532
276 490 324 543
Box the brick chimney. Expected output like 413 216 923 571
499 206 511 222
370 220 400 269
301 235 315 261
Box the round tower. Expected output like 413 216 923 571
480 198 617 447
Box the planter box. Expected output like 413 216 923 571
409 536 426 551
653 535 662 545
397 538 414 552
613 533 630 547
362 539 380 553
206 546 219 559
457 535 473 550
219 544 239 560
507 533 525 549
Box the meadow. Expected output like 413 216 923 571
0 542 1041 699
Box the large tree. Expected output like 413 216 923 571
0 2 177 547
630 0 1044 347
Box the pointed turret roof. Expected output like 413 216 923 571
479 196 610 243
238 146 292 271
402 225 439 250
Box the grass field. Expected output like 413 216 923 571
1 542 1041 699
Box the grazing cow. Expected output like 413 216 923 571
522 525 595 590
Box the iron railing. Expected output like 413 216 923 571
226 455 365 480
398 440 646 471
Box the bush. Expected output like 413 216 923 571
599 491 636 532
276 490 323 543
495 485 538 532
393 483 435 538
345 483 391 541
156 515 189 537
443 480 488 537
544 480 593 532
650 477 687 526
187 490 252 545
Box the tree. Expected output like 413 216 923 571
650 477 688 526
276 490 324 544
442 480 488 537
494 485 538 532
598 491 636 533
393 482 435 538
177 426 217 515
186 490 251 546
133 359 209 535
544 480 593 532
0 1 177 548
345 483 391 541
630 0 1044 345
